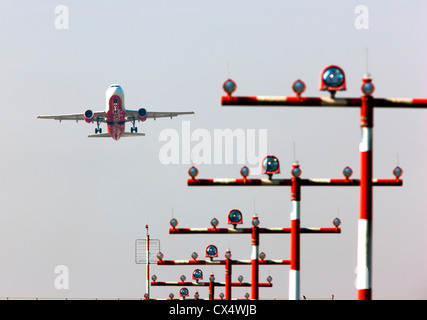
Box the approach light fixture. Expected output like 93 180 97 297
170 218 178 228
223 78 237 96
261 155 280 178
205 244 218 258
227 209 243 226
292 79 306 97
320 65 346 98
192 269 203 282
179 287 189 298
188 166 198 179
291 162 302 178
251 215 260 227
361 74 375 96
210 218 219 228
333 217 341 228
393 166 403 179
240 166 250 178
343 166 353 179
191 252 199 261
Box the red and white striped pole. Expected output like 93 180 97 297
251 215 260 300
357 76 374 300
290 162 301 300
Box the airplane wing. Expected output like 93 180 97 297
88 132 145 138
125 110 194 121
37 111 107 122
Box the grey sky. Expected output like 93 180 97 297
0 1 426 300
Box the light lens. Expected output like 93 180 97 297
323 67 344 88
188 166 198 178
240 166 250 177
262 156 279 173
362 82 375 95
343 166 353 178
252 217 260 227
223 79 237 95
292 80 306 94
333 217 341 227
393 166 403 178
192 269 203 280
291 166 301 177
170 218 178 227
211 218 219 228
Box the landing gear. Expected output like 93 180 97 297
130 117 138 133
95 118 102 134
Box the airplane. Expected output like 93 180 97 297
37 84 195 140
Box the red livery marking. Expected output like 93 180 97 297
107 95 125 140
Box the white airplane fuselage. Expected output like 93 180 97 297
105 84 126 140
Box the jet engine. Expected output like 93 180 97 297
138 108 148 122
84 110 94 123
